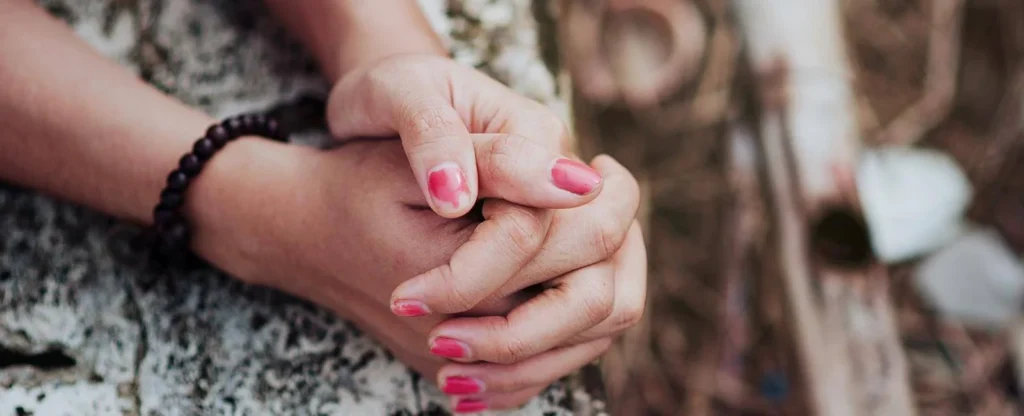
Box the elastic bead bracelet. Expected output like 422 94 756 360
151 113 289 263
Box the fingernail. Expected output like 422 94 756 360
428 162 471 212
551 158 602 195
430 337 470 359
391 299 430 317
442 376 484 395
454 398 488 413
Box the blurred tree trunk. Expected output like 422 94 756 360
558 0 1024 414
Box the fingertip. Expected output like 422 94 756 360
550 157 603 197
429 336 473 360
391 299 431 317
390 277 429 316
588 154 621 169
425 161 477 218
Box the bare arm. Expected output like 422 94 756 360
0 1 303 274
263 0 447 83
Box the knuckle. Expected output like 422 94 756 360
363 61 401 96
496 333 531 364
490 133 531 158
580 280 614 325
402 104 456 139
593 212 627 259
536 106 567 132
591 337 614 356
484 134 529 184
599 155 642 213
499 206 545 258
435 265 476 312
611 300 646 332
537 110 572 151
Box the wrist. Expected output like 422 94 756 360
183 137 312 282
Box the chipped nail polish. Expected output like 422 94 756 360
427 163 471 212
391 299 430 317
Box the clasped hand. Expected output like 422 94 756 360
205 54 647 411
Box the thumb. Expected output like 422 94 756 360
327 64 478 218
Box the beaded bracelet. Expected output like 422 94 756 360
151 113 289 262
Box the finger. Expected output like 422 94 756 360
471 133 602 208
485 154 641 302
327 61 478 218
494 99 577 155
565 222 647 345
427 260 615 364
449 386 546 414
390 200 551 318
438 338 612 398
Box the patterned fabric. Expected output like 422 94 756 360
0 1 602 414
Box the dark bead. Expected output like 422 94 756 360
267 119 289 141
160 189 184 208
159 219 189 247
251 113 267 129
224 116 245 136
263 118 280 138
179 154 202 176
193 138 216 160
241 114 257 133
205 124 231 148
166 170 189 190
153 205 177 226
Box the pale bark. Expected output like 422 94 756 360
732 1 916 414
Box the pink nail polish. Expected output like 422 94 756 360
430 337 470 359
442 376 484 395
551 158 602 195
454 398 488 413
427 163 471 211
391 299 430 317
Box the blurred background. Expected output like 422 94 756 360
1 1 1021 415
548 0 1024 414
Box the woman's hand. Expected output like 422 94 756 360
188 135 645 412
269 3 645 411
0 1 643 412
323 54 647 411
327 54 598 218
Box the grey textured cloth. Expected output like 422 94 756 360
0 1 600 414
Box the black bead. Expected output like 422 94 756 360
160 189 184 208
268 119 289 141
159 219 189 247
224 116 245 136
240 114 257 134
251 113 267 129
153 205 177 226
166 170 189 190
193 138 216 160
179 154 202 176
263 118 280 138
205 124 231 148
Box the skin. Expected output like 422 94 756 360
0 0 648 411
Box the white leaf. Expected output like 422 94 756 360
915 227 1024 328
858 146 973 263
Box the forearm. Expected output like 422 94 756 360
0 1 259 226
265 0 446 83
